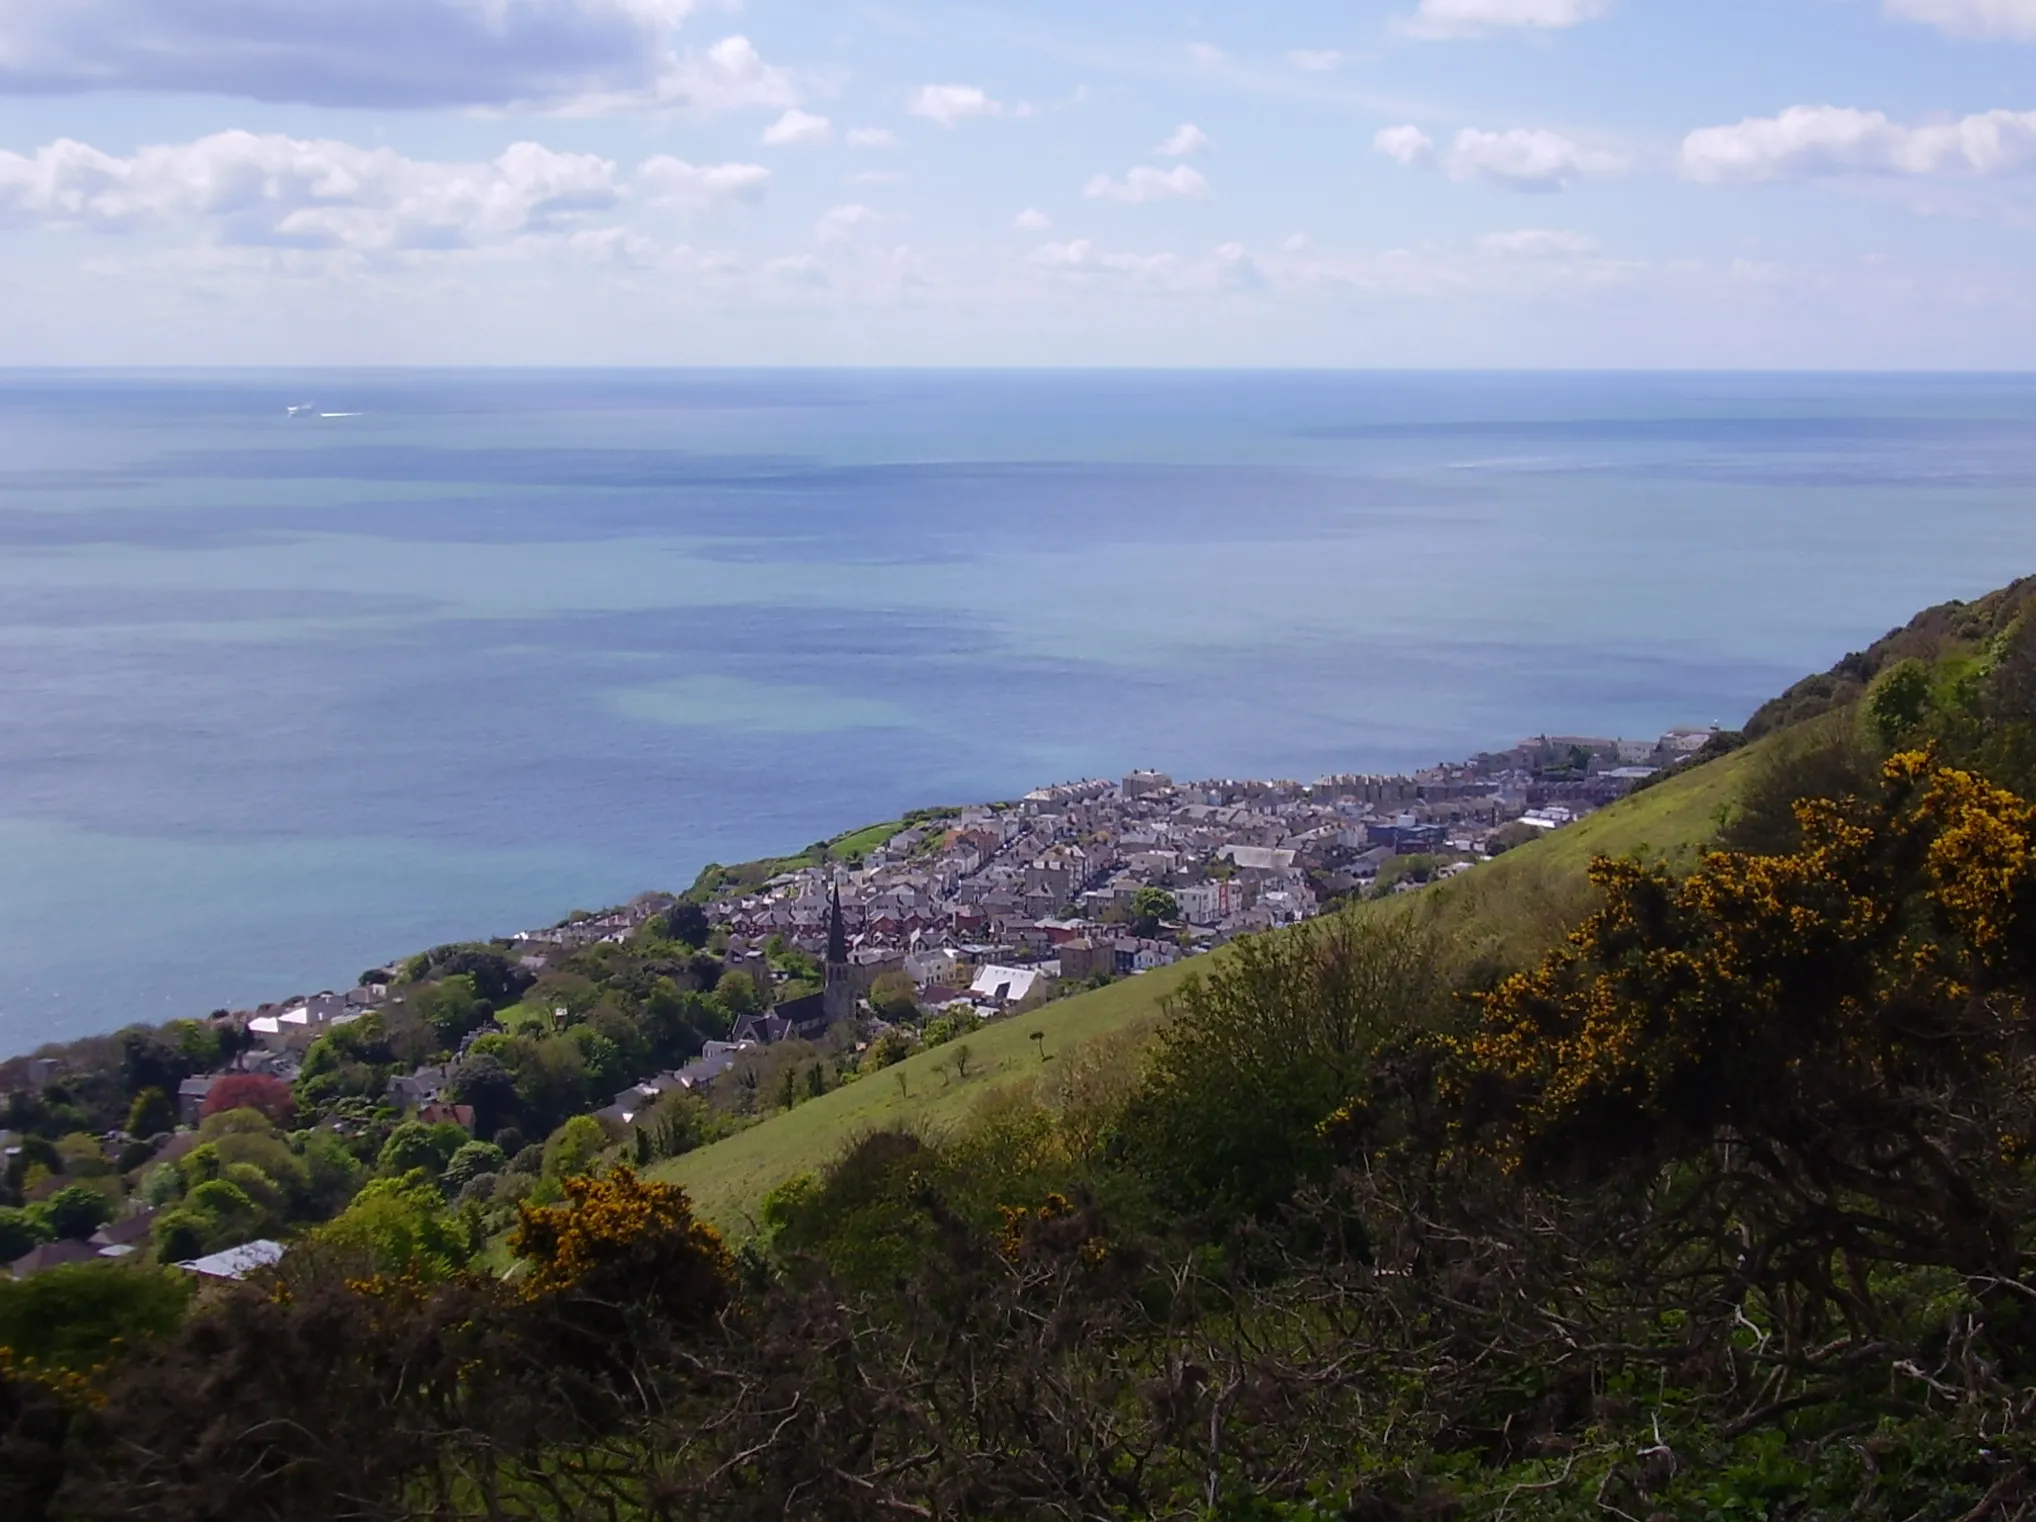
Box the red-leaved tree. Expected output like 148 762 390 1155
200 1074 296 1127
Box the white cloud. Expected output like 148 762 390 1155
1289 49 1346 71
908 85 1003 127
541 33 800 116
846 128 899 149
0 131 634 249
1885 0 2036 39
1376 125 1623 190
636 154 770 209
0 0 724 109
636 35 800 116
1681 105 2036 182
1480 227 1599 256
1399 0 1612 39
1013 207 1053 231
1373 126 1437 168
1448 128 1623 189
1027 238 1265 294
816 202 879 244
1084 164 1212 203
1157 124 1213 157
1211 241 1267 290
1030 239 1176 281
762 109 832 147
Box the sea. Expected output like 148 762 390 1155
4 368 2036 1050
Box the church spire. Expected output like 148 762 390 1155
827 885 848 966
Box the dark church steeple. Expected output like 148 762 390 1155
826 886 848 966
823 885 854 1026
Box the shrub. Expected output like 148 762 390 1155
0 1207 51 1261
310 1174 474 1280
541 1115 611 1182
124 1089 175 1141
510 1167 731 1326
375 1121 467 1180
0 1264 190 1374
440 1141 507 1198
1126 913 1453 1217
33 1186 112 1243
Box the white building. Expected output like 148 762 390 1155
969 964 1048 1007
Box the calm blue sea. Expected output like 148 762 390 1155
3 369 2035 1049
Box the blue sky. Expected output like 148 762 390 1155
2 0 2036 365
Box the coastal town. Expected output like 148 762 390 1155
691 723 1717 1007
158 723 1714 1095
0 723 1721 1278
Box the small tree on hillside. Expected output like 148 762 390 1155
36 1185 113 1241
126 1088 175 1139
662 901 711 948
1129 887 1179 939
868 971 920 1023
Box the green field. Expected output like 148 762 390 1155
652 968 1185 1233
682 812 967 903
657 737 1776 1234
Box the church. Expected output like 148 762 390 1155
823 886 856 1027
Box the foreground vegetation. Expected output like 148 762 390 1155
10 577 2036 1520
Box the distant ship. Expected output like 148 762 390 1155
286 403 316 417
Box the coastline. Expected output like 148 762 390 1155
1 721 1716 1070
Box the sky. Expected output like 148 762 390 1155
2 0 2036 366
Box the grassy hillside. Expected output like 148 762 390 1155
682 807 963 903
658 733 1777 1233
1745 575 2036 738
653 966 1188 1233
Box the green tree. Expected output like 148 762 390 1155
641 1092 711 1161
512 1034 591 1136
1869 657 1934 745
567 1023 631 1097
1129 886 1180 938
125 1087 176 1139
867 970 920 1023
440 1140 506 1198
862 1029 911 1070
35 1185 113 1241
662 901 711 948
151 1208 213 1264
405 975 491 1049
716 970 763 1018
1484 821 1544 857
0 1263 190 1373
1126 913 1451 1218
0 1205 51 1261
375 1121 467 1180
542 1115 612 1182
310 1173 475 1280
